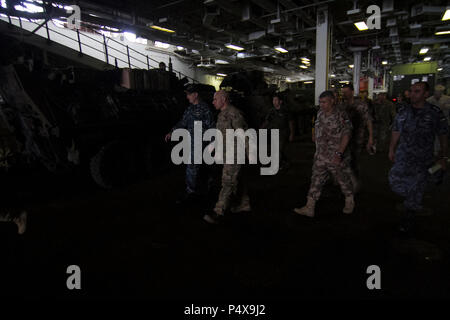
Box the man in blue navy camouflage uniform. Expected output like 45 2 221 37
165 84 215 203
388 82 449 233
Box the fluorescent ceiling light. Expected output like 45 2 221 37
176 46 184 50
301 57 310 61
225 43 244 51
304 81 313 84
349 64 354 68
217 73 227 77
423 56 431 61
436 30 450 35
215 59 230 64
354 21 368 31
419 48 429 55
437 68 443 71
339 80 350 84
330 74 336 77
382 61 388 65
299 65 308 69
274 46 288 53
442 9 450 21
151 25 175 33
155 41 170 49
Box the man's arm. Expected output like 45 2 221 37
389 131 401 162
338 133 351 154
165 108 189 141
332 134 351 165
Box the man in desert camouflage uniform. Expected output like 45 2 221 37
339 84 374 191
294 90 354 217
204 90 251 224
374 92 396 152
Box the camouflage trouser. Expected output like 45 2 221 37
214 164 250 215
307 159 354 201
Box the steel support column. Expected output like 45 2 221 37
353 51 362 96
314 6 330 104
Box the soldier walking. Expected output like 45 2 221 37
374 92 396 152
294 91 355 218
204 90 251 224
339 84 374 191
389 82 448 234
165 84 215 203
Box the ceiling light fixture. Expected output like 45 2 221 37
442 9 450 21
382 61 388 65
304 81 313 84
349 64 354 68
215 59 230 64
423 56 431 61
436 30 450 35
300 65 308 69
217 73 227 77
274 46 288 53
419 48 429 55
225 43 244 51
437 67 443 71
354 21 369 31
150 25 175 33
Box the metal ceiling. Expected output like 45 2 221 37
1 0 449 78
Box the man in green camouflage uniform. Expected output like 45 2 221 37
204 90 251 224
294 91 355 217
374 92 396 152
339 84 374 191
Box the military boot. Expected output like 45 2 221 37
294 197 316 217
343 196 355 214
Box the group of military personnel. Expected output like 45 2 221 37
167 82 449 233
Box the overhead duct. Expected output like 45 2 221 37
202 5 220 26
411 4 447 17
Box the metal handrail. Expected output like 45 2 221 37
4 14 198 83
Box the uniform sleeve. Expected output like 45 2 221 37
231 111 248 130
171 107 190 132
392 110 403 132
359 102 373 123
340 111 353 137
203 106 216 130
